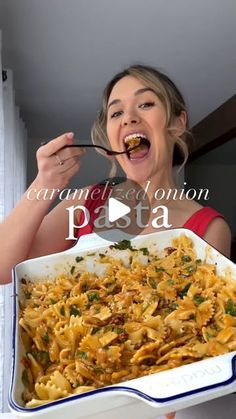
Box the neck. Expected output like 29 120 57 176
140 168 180 206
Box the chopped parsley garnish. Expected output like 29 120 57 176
193 294 205 305
178 283 191 299
22 369 30 388
91 327 100 335
104 324 113 332
206 332 213 340
70 305 81 317
70 266 75 275
114 327 125 334
75 350 88 359
88 292 100 302
182 255 192 263
50 298 57 305
75 256 84 263
42 331 49 343
167 279 176 285
31 350 50 366
170 302 178 311
94 306 100 313
187 265 197 273
155 267 165 273
212 323 221 331
148 278 157 289
140 247 149 256
225 299 236 317
99 253 106 258
90 365 105 373
111 240 134 251
60 306 65 316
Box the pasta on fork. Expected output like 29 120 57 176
19 235 236 407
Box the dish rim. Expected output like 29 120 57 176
8 228 236 413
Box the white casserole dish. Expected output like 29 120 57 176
9 228 236 419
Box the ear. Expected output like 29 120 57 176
173 111 187 137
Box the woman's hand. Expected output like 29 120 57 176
0 132 86 284
35 132 85 190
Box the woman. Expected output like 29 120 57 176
0 64 231 417
0 64 230 286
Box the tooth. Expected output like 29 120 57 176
124 133 147 143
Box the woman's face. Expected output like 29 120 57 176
106 75 174 183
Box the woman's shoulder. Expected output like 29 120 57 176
175 200 231 257
202 215 231 257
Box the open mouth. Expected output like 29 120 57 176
123 133 151 160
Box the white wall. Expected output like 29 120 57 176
186 139 236 237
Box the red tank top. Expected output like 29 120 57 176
77 184 224 239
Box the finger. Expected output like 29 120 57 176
53 150 85 169
59 155 82 172
40 132 75 157
58 147 86 162
60 159 81 176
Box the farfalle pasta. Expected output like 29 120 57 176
19 235 236 407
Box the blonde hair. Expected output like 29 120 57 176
91 64 191 177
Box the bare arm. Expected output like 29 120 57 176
0 132 86 284
203 217 232 258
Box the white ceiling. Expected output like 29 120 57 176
0 0 236 142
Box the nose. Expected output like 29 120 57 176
122 110 140 126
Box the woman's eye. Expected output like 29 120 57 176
110 110 123 118
139 101 155 109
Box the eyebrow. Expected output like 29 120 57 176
107 87 155 109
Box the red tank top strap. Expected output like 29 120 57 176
183 207 224 238
77 184 111 238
